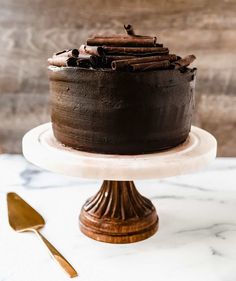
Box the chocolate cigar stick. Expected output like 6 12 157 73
111 54 177 70
70 49 79 57
77 58 91 68
55 49 71 56
92 35 155 40
77 55 103 68
129 60 171 71
87 37 157 47
124 24 135 35
79 45 94 55
174 55 196 69
66 57 78 66
102 55 136 67
89 55 99 67
80 58 94 67
48 55 101 68
48 56 68 67
123 24 156 39
54 49 79 58
48 56 78 67
101 46 169 56
92 35 135 39
89 55 104 67
79 45 104 56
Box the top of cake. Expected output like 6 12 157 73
48 25 196 72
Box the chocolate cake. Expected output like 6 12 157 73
48 25 197 155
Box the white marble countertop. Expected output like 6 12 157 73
0 155 235 281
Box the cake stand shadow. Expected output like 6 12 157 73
22 123 217 244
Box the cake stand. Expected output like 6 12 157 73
22 123 217 244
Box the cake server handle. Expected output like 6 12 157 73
33 229 78 278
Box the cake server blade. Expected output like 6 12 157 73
7 192 78 278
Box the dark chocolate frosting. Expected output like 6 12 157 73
49 66 196 155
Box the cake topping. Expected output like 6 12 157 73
48 25 196 71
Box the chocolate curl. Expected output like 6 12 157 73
91 35 155 40
48 56 78 67
79 45 103 56
54 49 79 58
111 54 177 70
77 55 103 68
102 55 136 67
89 55 103 67
88 55 98 66
174 55 196 69
48 56 68 67
92 35 134 39
48 53 100 68
49 49 79 66
87 36 157 47
101 46 168 56
77 57 92 68
124 24 135 35
129 60 171 71
66 57 78 66
55 49 70 56
123 25 154 39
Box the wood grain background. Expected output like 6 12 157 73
0 0 235 155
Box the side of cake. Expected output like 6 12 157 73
48 25 197 155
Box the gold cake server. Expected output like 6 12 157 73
7 192 78 278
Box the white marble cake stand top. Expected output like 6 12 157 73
22 123 217 180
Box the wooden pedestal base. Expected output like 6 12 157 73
23 124 217 243
79 181 158 243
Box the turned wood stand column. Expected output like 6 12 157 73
79 180 158 243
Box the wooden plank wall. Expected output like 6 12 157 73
0 0 235 155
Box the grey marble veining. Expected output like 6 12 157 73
0 155 235 281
